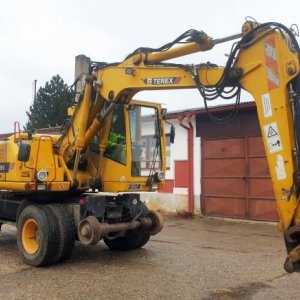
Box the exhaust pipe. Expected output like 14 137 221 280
78 210 164 246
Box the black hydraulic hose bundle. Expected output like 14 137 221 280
189 22 300 125
292 72 300 174
125 29 209 60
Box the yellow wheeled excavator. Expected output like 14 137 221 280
1 19 300 272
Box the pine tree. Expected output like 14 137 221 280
25 75 73 130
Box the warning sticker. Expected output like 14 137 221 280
263 122 283 154
261 93 272 118
267 126 278 137
275 154 286 180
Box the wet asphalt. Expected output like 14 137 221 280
0 216 299 299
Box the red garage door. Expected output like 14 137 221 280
202 136 278 221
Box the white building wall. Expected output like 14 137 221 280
142 115 202 215
142 192 189 213
165 119 188 181
192 116 201 212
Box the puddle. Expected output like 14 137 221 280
203 282 271 300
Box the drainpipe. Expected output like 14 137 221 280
178 113 194 214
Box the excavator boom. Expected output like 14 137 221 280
1 20 300 271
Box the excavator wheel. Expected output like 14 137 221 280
284 256 296 273
17 205 59 267
103 230 150 251
48 204 76 263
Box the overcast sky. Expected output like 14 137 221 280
1 0 300 132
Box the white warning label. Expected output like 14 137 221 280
261 93 272 118
275 154 286 180
263 122 283 154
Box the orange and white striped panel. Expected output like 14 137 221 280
264 37 280 90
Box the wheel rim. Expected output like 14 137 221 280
22 218 39 254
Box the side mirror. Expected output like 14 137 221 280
161 108 167 119
170 125 175 144
18 143 31 162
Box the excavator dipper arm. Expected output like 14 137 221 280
90 22 300 270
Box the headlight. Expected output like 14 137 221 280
155 171 165 182
36 169 48 182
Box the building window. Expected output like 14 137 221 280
140 133 170 171
140 135 161 170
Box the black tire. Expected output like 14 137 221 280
104 231 150 251
48 204 75 263
17 205 59 267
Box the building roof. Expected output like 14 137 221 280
165 101 255 120
0 101 256 140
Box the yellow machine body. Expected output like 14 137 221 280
2 20 300 270
0 100 165 194
0 134 69 192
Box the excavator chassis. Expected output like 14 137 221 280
0 192 163 266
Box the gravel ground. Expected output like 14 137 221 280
0 216 299 299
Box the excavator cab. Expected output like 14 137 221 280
88 100 166 193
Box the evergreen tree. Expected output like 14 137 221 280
25 75 73 130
